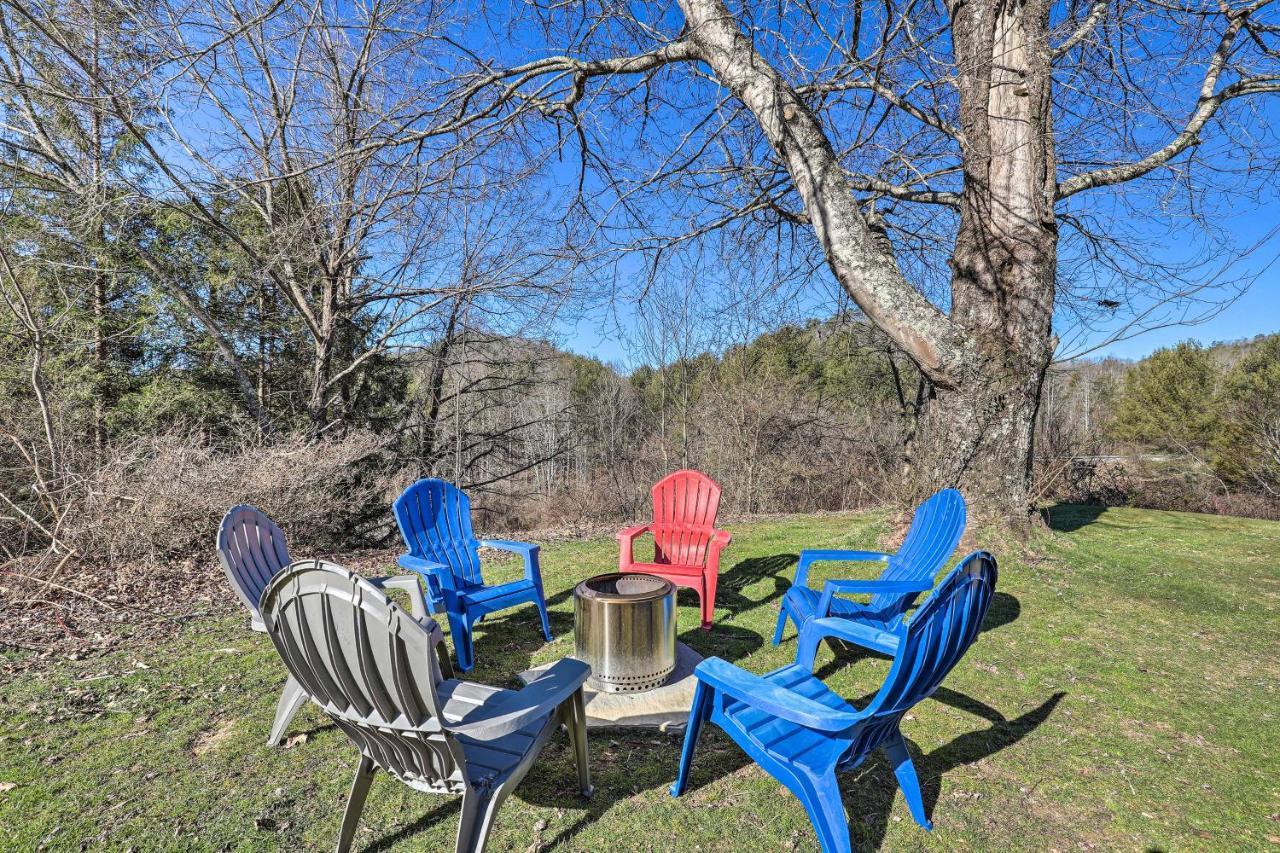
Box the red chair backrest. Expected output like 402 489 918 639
650 470 722 567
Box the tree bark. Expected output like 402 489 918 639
906 0 1058 518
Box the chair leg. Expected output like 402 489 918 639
565 686 593 797
534 593 553 642
455 787 502 853
336 755 376 853
791 768 853 853
885 733 933 830
670 679 712 797
700 572 717 631
447 612 475 672
268 674 309 746
772 599 792 646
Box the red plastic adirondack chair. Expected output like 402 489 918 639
617 470 731 630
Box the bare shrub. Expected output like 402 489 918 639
1055 460 1135 507
1052 456 1280 521
8 430 396 567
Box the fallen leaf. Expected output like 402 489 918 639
284 733 309 749
0 782 16 793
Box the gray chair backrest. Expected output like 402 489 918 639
216 504 292 624
260 559 467 794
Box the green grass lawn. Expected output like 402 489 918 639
2 504 1278 851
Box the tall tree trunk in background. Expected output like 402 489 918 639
418 300 462 475
88 7 106 455
907 0 1058 515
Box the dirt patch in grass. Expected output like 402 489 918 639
190 719 238 757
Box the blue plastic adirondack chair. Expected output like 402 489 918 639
672 551 998 852
393 479 552 672
773 488 966 648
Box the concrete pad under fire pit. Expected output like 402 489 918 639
518 642 704 731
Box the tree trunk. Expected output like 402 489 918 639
902 0 1058 519
677 0 1059 521
906 354 1049 516
418 301 462 475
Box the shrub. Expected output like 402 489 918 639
9 430 396 567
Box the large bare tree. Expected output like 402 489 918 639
451 0 1280 520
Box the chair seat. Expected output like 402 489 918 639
784 585 898 628
721 664 857 772
629 561 706 577
457 578 537 605
781 587 900 654
437 679 554 787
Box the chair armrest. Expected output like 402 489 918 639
693 657 862 732
398 555 454 587
616 524 651 542
816 577 933 618
479 539 543 586
479 539 537 555
442 658 590 739
794 549 891 587
371 574 429 622
711 528 731 548
397 554 449 577
616 524 651 568
795 616 901 670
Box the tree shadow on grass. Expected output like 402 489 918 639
357 618 1055 853
511 688 1064 853
679 623 763 665
521 727 754 851
363 797 460 853
1040 503 1107 532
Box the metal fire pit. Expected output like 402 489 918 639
574 573 677 694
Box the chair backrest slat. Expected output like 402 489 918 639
217 505 291 621
393 479 484 586
650 470 722 566
261 560 467 791
869 551 997 718
871 488 966 613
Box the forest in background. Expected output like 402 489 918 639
2 0 1279 581
4 254 1279 574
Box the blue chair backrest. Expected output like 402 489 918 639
870 551 997 720
393 479 484 586
871 488 966 612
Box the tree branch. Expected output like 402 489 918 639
1058 4 1280 199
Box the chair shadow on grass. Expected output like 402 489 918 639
714 552 800 621
846 689 1066 849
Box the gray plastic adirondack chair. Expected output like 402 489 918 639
260 559 593 853
216 505 430 746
